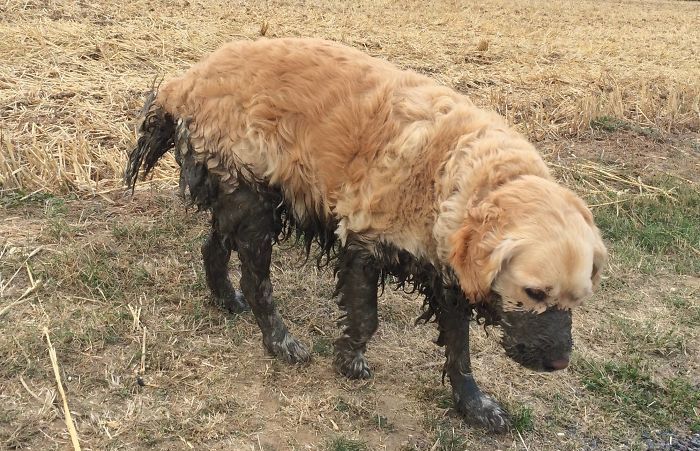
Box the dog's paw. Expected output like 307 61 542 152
212 290 249 314
268 333 311 365
456 392 510 433
334 351 372 380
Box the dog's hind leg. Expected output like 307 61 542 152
218 188 310 364
436 288 509 432
201 224 248 313
333 238 380 379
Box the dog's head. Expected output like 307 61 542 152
449 175 607 371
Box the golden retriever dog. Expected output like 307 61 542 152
125 37 607 431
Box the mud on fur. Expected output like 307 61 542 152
124 37 607 432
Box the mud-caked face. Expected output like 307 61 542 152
449 177 608 372
490 236 604 372
499 307 573 371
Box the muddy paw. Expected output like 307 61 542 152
334 351 372 380
456 392 510 433
267 333 311 365
212 289 249 314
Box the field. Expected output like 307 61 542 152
1 0 699 449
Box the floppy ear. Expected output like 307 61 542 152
590 231 607 286
449 202 515 302
567 192 608 286
591 243 607 286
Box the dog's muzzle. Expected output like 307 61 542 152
499 308 573 372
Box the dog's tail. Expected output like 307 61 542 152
124 91 177 192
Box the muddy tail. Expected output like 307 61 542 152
124 91 177 192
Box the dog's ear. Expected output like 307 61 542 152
566 192 608 285
591 243 607 286
449 202 515 302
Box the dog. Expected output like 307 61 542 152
124 37 607 431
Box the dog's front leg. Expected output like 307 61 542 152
333 238 380 379
436 289 509 432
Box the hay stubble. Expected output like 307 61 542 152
1 0 699 449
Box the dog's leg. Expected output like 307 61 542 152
333 239 380 379
201 223 248 313
436 289 509 432
227 190 310 364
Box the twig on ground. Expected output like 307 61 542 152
140 326 147 374
0 245 43 295
43 327 82 451
0 274 42 318
19 375 43 403
517 429 531 451
128 303 141 331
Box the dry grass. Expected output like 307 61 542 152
1 187 697 450
1 0 699 194
1 0 699 450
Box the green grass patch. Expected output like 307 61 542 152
110 216 189 253
591 116 663 140
43 197 77 240
36 245 159 303
593 182 699 275
426 418 469 451
326 437 368 451
332 397 395 431
0 190 61 208
415 379 453 409
312 336 333 357
0 191 79 241
511 404 535 432
662 293 700 325
613 318 686 357
574 357 700 432
77 249 133 300
591 116 628 132
333 398 351 413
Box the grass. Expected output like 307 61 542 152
593 182 700 275
1 180 698 449
0 190 60 208
327 437 368 451
1 0 699 194
591 116 664 141
415 379 454 409
663 293 700 324
0 0 699 449
419 414 471 451
313 336 334 357
574 358 700 434
511 405 535 433
432 427 469 451
331 396 395 433
614 318 687 358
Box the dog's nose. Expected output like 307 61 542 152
547 357 570 370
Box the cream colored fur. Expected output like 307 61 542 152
154 37 607 311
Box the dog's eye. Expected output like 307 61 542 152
524 288 547 302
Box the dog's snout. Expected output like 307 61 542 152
544 357 570 371
500 308 573 371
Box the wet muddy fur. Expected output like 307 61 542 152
126 96 511 432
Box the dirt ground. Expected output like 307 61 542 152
1 1 699 450
1 135 697 450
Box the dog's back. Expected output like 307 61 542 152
151 38 527 258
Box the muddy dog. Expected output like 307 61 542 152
124 38 607 431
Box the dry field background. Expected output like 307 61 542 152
1 0 699 450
